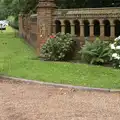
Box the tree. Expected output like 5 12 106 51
0 0 119 20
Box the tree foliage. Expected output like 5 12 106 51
0 0 119 20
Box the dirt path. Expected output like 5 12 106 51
0 79 120 120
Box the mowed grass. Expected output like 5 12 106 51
0 27 120 89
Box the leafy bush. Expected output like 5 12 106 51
7 16 19 30
110 36 120 68
41 33 76 61
79 39 111 65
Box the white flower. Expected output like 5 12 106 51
112 53 118 58
116 46 120 50
117 36 120 40
110 44 116 50
114 36 120 41
116 56 120 60
112 53 120 60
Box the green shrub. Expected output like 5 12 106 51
79 39 111 65
7 16 19 30
41 33 76 61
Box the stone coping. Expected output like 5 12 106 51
57 7 120 11
54 7 120 15
0 75 120 93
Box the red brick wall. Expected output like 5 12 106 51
19 15 38 49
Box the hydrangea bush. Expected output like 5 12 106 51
41 33 76 61
110 36 120 68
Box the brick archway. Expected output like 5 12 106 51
114 20 120 37
55 20 61 33
83 20 90 37
64 20 71 34
73 20 80 36
103 20 110 37
93 20 100 36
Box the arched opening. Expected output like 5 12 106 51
103 20 110 37
93 20 100 36
74 20 80 36
83 20 90 37
55 20 61 33
64 20 71 34
114 20 120 37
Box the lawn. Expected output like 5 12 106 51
0 27 120 89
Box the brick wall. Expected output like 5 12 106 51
19 0 120 56
19 14 38 49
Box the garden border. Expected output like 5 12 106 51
0 75 120 93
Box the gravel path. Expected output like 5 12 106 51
0 79 120 120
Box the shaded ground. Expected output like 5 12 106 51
0 79 120 120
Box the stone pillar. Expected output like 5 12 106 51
100 24 104 37
110 24 115 38
80 24 84 37
37 0 56 55
52 24 56 34
89 24 94 37
61 24 65 34
71 24 75 35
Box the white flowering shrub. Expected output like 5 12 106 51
110 36 120 68
41 33 76 61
